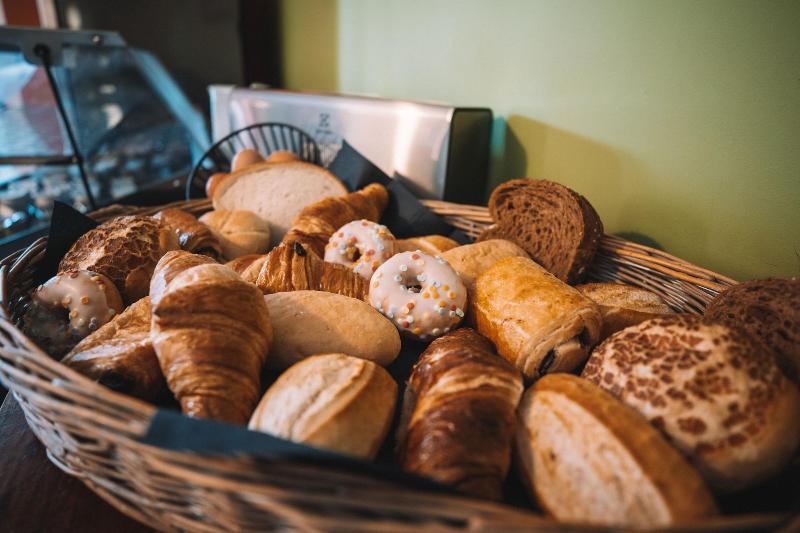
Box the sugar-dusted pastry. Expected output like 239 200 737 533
369 251 467 341
62 297 166 403
249 353 396 459
516 374 718 527
282 183 388 257
264 290 400 370
576 282 673 341
152 208 222 260
582 314 800 491
704 277 800 385
324 219 396 279
59 215 179 304
214 161 348 241
474 256 601 380
398 329 523 500
199 209 271 261
151 260 272 424
480 179 603 284
256 242 369 300
395 235 459 256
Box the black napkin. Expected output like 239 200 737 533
141 409 458 496
327 141 470 243
34 201 98 285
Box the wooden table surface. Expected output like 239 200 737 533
0 393 153 533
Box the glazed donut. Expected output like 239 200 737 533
369 251 467 341
324 220 396 279
33 270 124 338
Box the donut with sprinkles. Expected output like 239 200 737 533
33 270 124 339
369 250 467 341
324 219 396 279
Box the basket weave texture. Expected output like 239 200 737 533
3 198 787 533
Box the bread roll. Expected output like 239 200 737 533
225 254 267 284
398 329 523 500
483 179 603 283
213 161 347 240
265 150 299 163
704 277 800 385
516 374 718 527
440 239 528 300
249 353 396 459
582 314 800 491
264 290 400 370
152 208 222 260
231 148 264 171
577 282 673 341
59 215 179 304
473 256 601 380
205 172 229 199
395 235 459 255
199 209 271 260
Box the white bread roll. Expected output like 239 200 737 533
248 353 396 459
441 239 529 296
582 314 800 492
213 161 347 240
516 374 718 528
264 290 401 370
577 282 673 341
199 210 270 260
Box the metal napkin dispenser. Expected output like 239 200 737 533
209 86 492 204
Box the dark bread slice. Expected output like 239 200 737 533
704 278 800 385
486 179 603 284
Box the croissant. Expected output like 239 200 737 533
149 250 217 307
153 208 222 260
256 242 369 300
225 254 267 284
62 297 167 403
150 260 272 423
282 183 389 257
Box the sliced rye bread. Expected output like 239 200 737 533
704 277 800 385
482 179 603 284
213 161 347 241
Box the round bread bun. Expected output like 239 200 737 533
582 314 800 492
231 148 264 171
577 282 673 341
395 235 460 256
199 210 271 261
205 172 229 199
705 278 800 385
265 150 300 163
517 374 718 527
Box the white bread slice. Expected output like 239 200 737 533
516 374 717 528
213 161 347 241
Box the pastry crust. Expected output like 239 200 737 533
59 215 180 304
577 282 673 341
473 256 601 380
398 328 523 500
395 235 459 255
516 374 718 527
152 208 222 260
582 314 800 491
249 353 396 459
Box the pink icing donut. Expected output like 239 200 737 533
369 251 467 341
33 270 124 338
324 219 396 279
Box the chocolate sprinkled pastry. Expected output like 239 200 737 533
582 314 800 492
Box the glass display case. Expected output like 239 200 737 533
0 27 208 255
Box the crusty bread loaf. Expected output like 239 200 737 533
484 179 603 284
264 290 400 370
704 278 800 385
398 329 523 500
62 296 166 403
582 314 800 491
474 256 602 380
213 161 347 241
59 215 180 304
225 254 267 284
577 282 673 341
516 374 718 527
199 209 271 260
249 353 396 459
395 235 460 256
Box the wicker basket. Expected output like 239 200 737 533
1 197 794 532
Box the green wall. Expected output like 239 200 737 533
282 0 800 281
